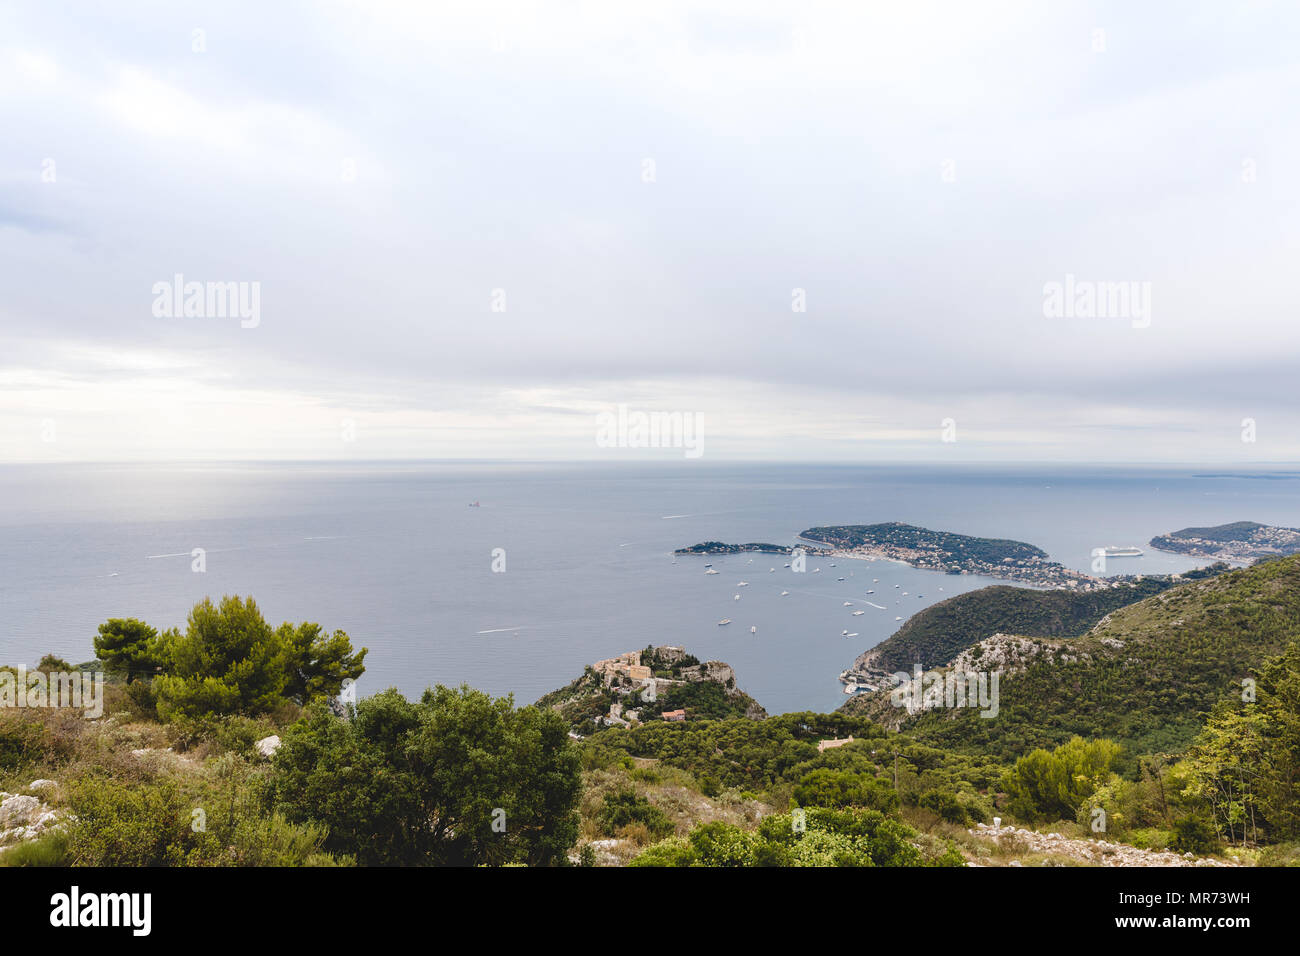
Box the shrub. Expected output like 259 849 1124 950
918 789 969 825
1171 815 1220 855
596 789 675 840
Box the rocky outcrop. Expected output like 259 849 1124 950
679 661 736 690
950 634 1083 674
970 823 1238 867
0 788 62 848
255 735 282 759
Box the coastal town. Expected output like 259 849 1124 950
1149 521 1300 562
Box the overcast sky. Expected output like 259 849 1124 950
2 0 1298 463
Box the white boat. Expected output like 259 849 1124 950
843 601 853 607
718 619 731 626
872 579 878 583
866 589 874 594
813 568 821 573
846 632 858 638
842 629 849 636
836 577 845 581
738 581 749 587
750 626 757 634
852 610 864 616
705 568 719 574
1102 546 1144 557
733 594 740 600
769 568 775 572
895 616 902 621
780 590 789 596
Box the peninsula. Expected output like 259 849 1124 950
1149 520 1300 562
797 522 1104 590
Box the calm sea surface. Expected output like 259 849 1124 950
3 461 1299 714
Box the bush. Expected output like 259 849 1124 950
918 789 969 825
631 807 958 868
64 777 208 866
267 686 582 866
0 715 46 772
596 789 675 840
1258 843 1300 867
1003 737 1121 823
794 769 899 813
1127 827 1172 851
1171 815 1220 855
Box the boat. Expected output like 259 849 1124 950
843 601 853 607
845 632 858 638
895 616 903 621
738 581 749 587
852 610 864 616
842 629 849 636
866 589 874 594
783 563 790 568
733 594 740 600
769 568 775 572
813 568 821 573
718 619 731 626
780 590 789 596
750 626 757 634
872 578 878 583
836 576 845 581
1101 546 1144 557
705 568 719 575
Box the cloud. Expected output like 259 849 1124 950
1 0 1298 461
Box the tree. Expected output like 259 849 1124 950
152 597 288 720
93 618 163 683
1185 639 1300 844
1003 736 1122 822
144 597 368 721
267 685 582 866
278 621 368 703
793 769 899 813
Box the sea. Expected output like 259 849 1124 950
3 461 1300 716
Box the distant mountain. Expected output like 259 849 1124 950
1150 520 1300 560
840 554 1300 759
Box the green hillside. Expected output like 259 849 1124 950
854 565 1228 675
850 555 1300 760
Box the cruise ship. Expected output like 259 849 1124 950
1101 546 1144 557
